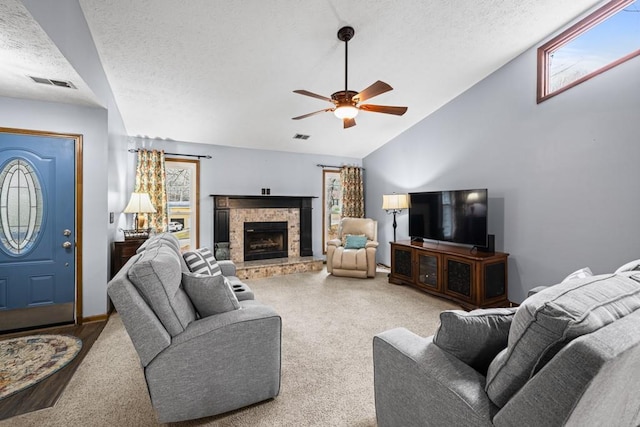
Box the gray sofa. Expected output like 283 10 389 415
374 271 640 426
107 233 281 423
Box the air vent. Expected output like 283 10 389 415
28 76 77 89
293 133 310 140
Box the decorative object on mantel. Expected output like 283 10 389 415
0 334 82 399
292 26 407 129
382 193 409 242
123 192 156 240
214 242 230 260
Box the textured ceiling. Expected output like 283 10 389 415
0 1 100 107
1 1 605 158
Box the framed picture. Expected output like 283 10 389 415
322 169 342 253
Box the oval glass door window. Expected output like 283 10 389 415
0 158 44 254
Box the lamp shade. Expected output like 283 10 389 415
382 194 409 211
124 192 157 214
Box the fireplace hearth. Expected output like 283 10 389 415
244 221 288 261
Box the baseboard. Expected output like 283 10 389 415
82 313 109 324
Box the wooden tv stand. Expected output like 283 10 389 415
389 241 510 310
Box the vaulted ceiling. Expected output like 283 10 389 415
0 1 605 157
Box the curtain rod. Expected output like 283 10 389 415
316 164 365 170
128 148 212 159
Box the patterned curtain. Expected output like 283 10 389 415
135 149 168 232
340 166 365 218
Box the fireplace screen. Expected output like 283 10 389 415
244 221 288 261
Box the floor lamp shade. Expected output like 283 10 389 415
382 194 409 242
382 194 409 211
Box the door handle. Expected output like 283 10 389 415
62 241 72 249
63 229 72 237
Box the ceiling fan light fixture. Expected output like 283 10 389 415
292 25 406 127
334 105 358 119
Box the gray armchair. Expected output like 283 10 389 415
374 272 640 426
107 234 281 423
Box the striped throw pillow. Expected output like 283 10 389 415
198 247 222 277
183 248 221 276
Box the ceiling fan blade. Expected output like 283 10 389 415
359 104 408 116
354 80 393 103
292 108 333 120
343 117 356 128
293 90 333 103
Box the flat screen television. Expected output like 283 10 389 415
409 189 488 247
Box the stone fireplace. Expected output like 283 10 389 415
212 195 315 264
243 221 288 261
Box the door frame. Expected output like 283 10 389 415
0 127 83 325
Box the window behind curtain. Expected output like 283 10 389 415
165 159 200 251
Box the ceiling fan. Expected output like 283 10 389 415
292 26 407 129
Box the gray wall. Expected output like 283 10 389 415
0 97 110 317
126 137 361 257
364 36 640 303
17 0 129 318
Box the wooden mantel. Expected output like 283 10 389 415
210 195 317 257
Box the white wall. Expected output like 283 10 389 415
127 138 361 257
364 36 640 303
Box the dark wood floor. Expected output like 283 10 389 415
0 319 107 421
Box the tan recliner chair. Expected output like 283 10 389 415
327 217 379 278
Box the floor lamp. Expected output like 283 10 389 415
382 194 409 242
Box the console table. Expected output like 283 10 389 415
389 241 510 310
111 239 147 279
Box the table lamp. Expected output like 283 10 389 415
124 192 156 232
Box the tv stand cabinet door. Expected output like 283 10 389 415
415 249 441 292
443 255 476 306
390 243 413 284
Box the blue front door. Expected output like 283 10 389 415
0 129 77 331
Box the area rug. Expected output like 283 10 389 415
0 335 82 399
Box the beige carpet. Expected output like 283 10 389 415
1 268 459 427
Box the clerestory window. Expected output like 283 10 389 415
537 0 640 103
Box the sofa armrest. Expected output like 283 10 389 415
526 285 548 297
145 303 282 422
327 238 342 248
365 240 379 249
218 260 236 277
374 328 496 427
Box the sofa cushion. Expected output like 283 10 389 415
433 307 516 375
128 245 196 336
137 233 181 255
344 234 368 249
182 272 240 317
485 273 640 408
183 247 221 276
332 246 367 271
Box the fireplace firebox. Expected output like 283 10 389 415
244 221 288 261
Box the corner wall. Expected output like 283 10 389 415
364 37 640 303
21 0 129 317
